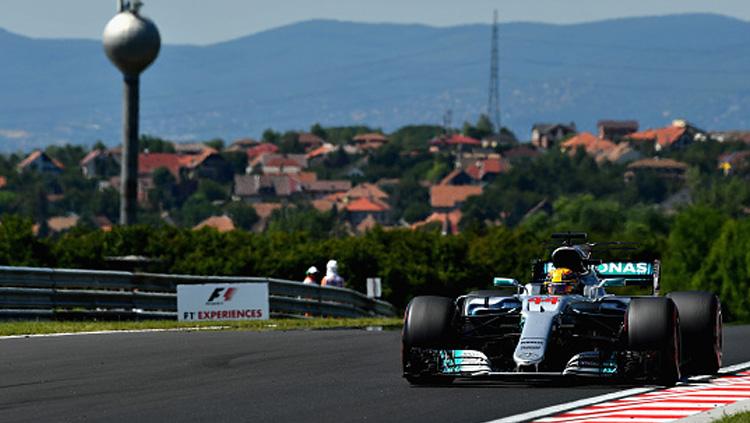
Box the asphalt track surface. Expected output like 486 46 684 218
1 325 749 423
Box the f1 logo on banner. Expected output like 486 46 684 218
178 283 269 321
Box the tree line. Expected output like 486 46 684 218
1 198 749 321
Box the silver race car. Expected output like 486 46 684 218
402 232 722 386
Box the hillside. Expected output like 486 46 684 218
0 13 748 150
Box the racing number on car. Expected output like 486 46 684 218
529 297 559 305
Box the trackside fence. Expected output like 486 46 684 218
0 266 397 320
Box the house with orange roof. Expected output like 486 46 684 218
138 153 185 180
180 148 231 182
17 150 64 174
225 138 260 153
561 132 616 157
193 215 236 233
345 183 388 200
246 143 280 162
412 210 463 235
430 185 483 212
251 202 284 232
596 142 641 165
625 120 708 152
312 198 337 213
298 133 325 151
429 134 483 153
345 196 390 227
138 149 229 181
464 158 509 183
306 143 337 166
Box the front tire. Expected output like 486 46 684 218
402 296 456 385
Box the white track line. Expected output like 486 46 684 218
484 360 750 423
0 326 230 340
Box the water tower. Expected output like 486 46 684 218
103 0 161 225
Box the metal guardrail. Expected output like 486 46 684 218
0 266 397 320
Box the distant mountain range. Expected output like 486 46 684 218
0 13 748 151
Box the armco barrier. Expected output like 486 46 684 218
0 266 397 320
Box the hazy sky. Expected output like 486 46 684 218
1 0 748 45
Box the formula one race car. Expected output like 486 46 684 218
402 232 722 386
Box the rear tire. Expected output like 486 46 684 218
667 291 722 375
402 296 456 385
628 297 681 386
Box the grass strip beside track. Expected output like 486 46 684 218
714 411 750 423
0 318 403 337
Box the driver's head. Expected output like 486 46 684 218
545 267 578 295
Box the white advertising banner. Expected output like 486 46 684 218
177 283 269 321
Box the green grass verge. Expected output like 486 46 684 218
0 318 403 337
714 411 750 423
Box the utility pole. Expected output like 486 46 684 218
488 9 501 134
103 1 161 225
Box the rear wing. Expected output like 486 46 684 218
532 260 661 295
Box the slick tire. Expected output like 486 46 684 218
402 296 456 348
402 296 456 385
627 297 681 386
667 291 722 375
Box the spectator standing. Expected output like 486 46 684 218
321 260 344 288
303 266 320 285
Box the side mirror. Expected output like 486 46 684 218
599 278 626 288
494 277 521 288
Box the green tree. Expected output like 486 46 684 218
278 131 304 154
204 138 225 151
150 167 177 210
139 135 175 153
225 202 259 231
220 151 248 175
262 129 280 144
661 205 727 293
196 179 228 202
310 123 327 140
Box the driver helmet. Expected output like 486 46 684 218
545 267 579 295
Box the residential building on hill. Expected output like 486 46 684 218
625 120 708 152
226 138 260 152
17 150 64 174
233 174 303 202
430 185 483 212
531 123 577 149
412 210 462 235
344 196 390 227
561 132 616 157
297 133 325 151
80 149 117 179
597 120 639 142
